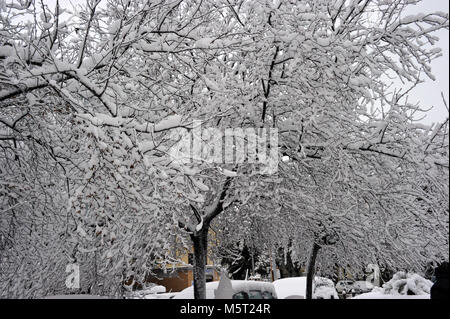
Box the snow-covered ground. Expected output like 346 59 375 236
43 294 112 299
125 284 168 299
352 290 430 299
141 292 178 299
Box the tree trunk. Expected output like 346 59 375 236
191 229 208 299
183 178 233 299
306 242 321 300
271 249 279 281
278 248 303 278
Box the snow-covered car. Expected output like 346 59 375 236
313 286 339 299
273 276 338 299
172 280 277 299
352 281 374 294
273 277 307 299
335 280 355 294
313 277 339 299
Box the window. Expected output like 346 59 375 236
262 291 275 299
248 290 263 299
232 292 249 299
188 253 194 265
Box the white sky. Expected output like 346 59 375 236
404 0 449 125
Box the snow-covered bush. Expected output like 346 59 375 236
382 272 433 296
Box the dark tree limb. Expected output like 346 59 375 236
306 242 322 300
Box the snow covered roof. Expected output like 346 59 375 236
273 277 308 299
273 276 336 299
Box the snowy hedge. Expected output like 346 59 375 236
382 271 433 296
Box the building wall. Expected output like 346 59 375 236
147 268 191 292
147 266 219 292
147 229 220 292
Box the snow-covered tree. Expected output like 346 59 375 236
0 0 448 299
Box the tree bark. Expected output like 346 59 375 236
306 242 321 300
191 229 208 299
184 177 233 299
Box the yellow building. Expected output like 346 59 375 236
146 232 220 292
146 252 220 292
